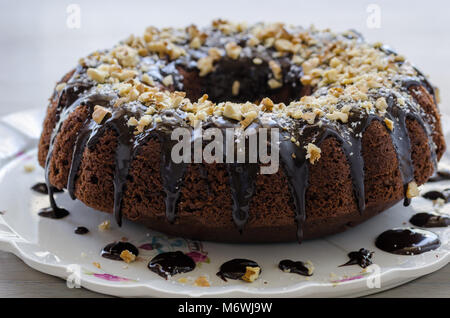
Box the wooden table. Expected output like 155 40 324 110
0 0 449 297
0 251 448 297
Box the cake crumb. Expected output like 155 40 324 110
120 250 136 263
178 277 188 284
305 143 321 164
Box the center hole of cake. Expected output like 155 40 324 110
182 59 307 105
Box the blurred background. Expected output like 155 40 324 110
0 0 449 116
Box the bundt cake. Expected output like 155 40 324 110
38 21 445 242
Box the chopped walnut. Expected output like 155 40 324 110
269 60 282 80
197 56 214 77
98 220 110 231
162 75 174 86
326 111 348 123
141 74 155 86
240 110 258 129
241 266 261 283
55 83 66 92
87 68 108 83
260 97 274 111
24 164 35 173
375 97 388 113
274 38 294 52
406 181 420 199
92 105 111 124
225 42 242 60
120 250 136 263
223 102 242 121
194 276 210 287
384 118 394 131
268 78 282 89
252 57 263 65
127 117 139 126
305 143 321 164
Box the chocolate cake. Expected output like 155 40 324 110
38 21 445 242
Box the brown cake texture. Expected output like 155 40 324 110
38 21 445 242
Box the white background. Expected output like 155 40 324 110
0 0 449 116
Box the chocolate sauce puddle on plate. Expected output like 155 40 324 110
375 228 440 255
339 248 374 268
409 212 450 228
278 259 312 276
31 182 64 195
74 226 89 234
427 169 450 183
101 241 139 261
422 189 450 202
38 206 69 219
148 251 195 279
217 258 260 282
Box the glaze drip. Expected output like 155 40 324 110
227 163 259 231
31 182 63 195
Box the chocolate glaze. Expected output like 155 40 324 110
74 226 89 234
409 212 450 228
43 25 439 243
339 248 374 268
217 258 260 282
279 259 312 276
375 228 440 255
38 206 69 219
31 182 63 195
101 241 139 260
148 251 195 279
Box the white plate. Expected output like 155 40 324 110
0 109 449 297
